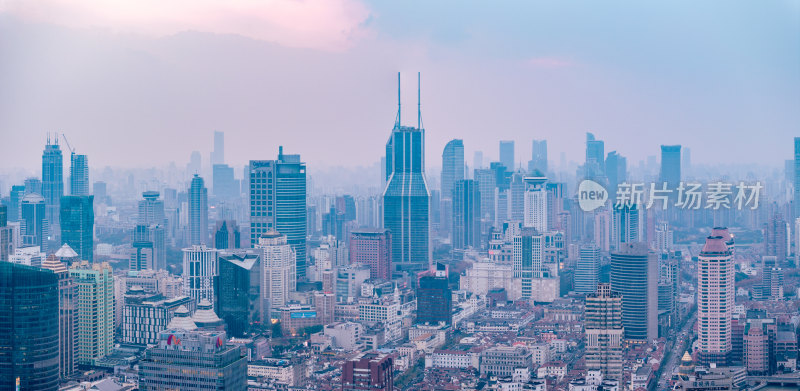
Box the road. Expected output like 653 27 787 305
656 308 696 390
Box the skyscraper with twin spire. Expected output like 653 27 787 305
382 72 430 273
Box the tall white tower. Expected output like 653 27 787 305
255 232 296 319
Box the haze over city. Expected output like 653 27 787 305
1 2 799 391
1 1 798 172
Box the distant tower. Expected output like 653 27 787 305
659 145 682 189
585 283 623 381
794 138 800 219
42 134 64 233
604 151 626 199
441 139 465 238
188 175 208 245
211 131 225 166
382 72 430 273
610 242 657 343
249 148 307 279
697 233 734 366
585 133 605 178
69 152 89 196
60 195 94 262
528 139 548 174
499 140 515 170
523 173 548 232
452 179 481 250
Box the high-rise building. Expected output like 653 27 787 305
214 220 241 250
764 213 788 265
24 177 42 195
659 145 682 190
349 229 392 280
416 264 452 325
42 135 64 231
254 232 296 318
249 148 307 279
605 151 626 198
70 261 114 365
611 203 640 249
41 255 77 379
130 224 166 271
441 139 465 238
523 173 548 232
215 252 260 336
69 153 89 196
8 184 25 222
139 191 166 225
474 168 496 231
0 205 11 262
610 242 657 343
575 244 600 294
529 139 547 174
342 351 394 391
697 234 734 366
139 329 247 390
188 175 209 245
441 139 465 200
20 192 48 252
499 140 515 170
452 179 481 250
794 138 800 219
211 130 225 166
585 283 623 381
585 133 605 178
0 262 60 390
135 191 166 270
383 74 430 273
60 195 93 262
213 163 237 200
182 245 218 303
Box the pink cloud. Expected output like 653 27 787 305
0 0 372 51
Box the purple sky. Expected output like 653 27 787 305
1 1 798 172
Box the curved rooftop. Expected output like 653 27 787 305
193 299 223 325
701 236 729 254
167 305 197 331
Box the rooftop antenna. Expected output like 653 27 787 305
417 72 422 130
395 72 401 129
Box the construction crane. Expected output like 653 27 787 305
61 133 75 154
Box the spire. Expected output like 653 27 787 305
417 72 422 130
395 72 401 129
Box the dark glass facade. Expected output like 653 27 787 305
416 273 452 325
214 253 260 337
0 262 60 391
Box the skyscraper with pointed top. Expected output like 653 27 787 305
382 72 430 273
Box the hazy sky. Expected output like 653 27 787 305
1 1 798 173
